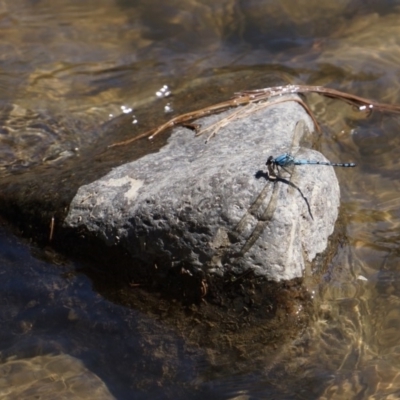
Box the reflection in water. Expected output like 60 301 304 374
1 0 400 398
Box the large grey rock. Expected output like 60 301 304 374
65 97 340 282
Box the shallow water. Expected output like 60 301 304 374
1 0 400 398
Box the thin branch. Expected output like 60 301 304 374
108 84 400 148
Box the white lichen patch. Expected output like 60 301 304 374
105 177 144 203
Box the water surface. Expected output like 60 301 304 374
1 0 400 398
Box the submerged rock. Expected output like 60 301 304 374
0 354 115 399
65 97 340 286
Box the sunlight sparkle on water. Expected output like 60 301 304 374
359 104 374 111
120 105 133 114
156 84 171 98
164 103 173 113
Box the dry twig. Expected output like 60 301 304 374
108 84 400 148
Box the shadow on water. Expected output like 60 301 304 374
0 221 217 399
0 219 319 399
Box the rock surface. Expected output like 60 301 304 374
65 97 341 282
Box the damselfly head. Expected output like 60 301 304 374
266 156 278 180
266 156 274 166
